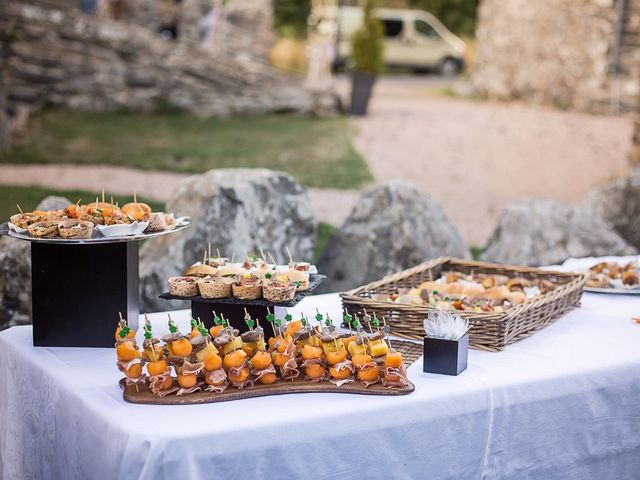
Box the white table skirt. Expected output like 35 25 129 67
1 290 640 480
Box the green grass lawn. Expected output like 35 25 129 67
0 110 372 190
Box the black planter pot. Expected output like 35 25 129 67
423 333 469 376
350 73 377 116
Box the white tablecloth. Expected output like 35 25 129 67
1 291 640 480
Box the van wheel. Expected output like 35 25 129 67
440 57 462 77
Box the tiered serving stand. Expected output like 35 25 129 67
0 218 191 347
160 274 326 341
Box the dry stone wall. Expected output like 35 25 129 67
473 0 640 115
1 1 332 149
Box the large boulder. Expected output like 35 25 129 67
0 196 71 331
582 170 640 250
140 169 316 311
481 199 637 266
317 181 468 293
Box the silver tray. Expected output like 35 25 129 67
584 286 640 295
0 217 191 244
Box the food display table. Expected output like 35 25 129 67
1 291 640 480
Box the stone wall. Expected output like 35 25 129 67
1 1 332 149
473 0 640 115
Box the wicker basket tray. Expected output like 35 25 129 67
341 257 586 352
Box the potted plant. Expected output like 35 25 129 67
350 0 384 116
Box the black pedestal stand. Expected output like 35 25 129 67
31 242 139 347
1 218 191 348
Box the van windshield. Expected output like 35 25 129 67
381 19 403 38
414 19 439 39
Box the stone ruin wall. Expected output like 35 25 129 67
0 1 332 150
473 0 640 116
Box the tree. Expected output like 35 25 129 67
408 0 479 37
351 0 384 75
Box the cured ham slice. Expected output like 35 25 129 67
228 360 249 378
205 383 228 394
177 382 204 396
232 379 254 390
383 365 409 388
205 368 227 386
361 378 380 388
299 358 324 368
250 363 276 382
281 357 300 381
333 360 355 374
330 378 354 388
149 372 173 396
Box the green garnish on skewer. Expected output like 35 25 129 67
190 318 198 330
245 317 256 330
300 316 307 327
343 312 353 326
143 319 152 340
168 317 178 334
284 312 293 323
119 325 131 339
197 323 209 337
266 312 276 324
213 314 223 326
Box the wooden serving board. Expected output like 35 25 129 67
120 375 414 405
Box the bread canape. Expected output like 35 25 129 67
286 269 310 292
57 219 94 239
115 313 145 389
168 276 199 297
197 275 233 299
146 212 175 232
141 315 177 397
27 221 59 238
183 263 218 278
121 201 151 222
232 273 262 300
262 280 296 303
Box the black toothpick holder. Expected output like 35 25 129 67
423 333 468 376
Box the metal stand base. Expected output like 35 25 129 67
31 242 139 347
191 301 276 341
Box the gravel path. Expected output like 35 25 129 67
1 75 633 246
343 76 633 246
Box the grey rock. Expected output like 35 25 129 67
0 195 71 330
583 170 640 250
481 199 637 266
317 180 468 293
139 169 316 311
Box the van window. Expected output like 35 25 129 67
414 19 439 39
381 19 403 38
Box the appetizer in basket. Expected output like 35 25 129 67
376 270 558 312
169 249 318 301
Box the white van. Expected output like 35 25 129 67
319 6 466 75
